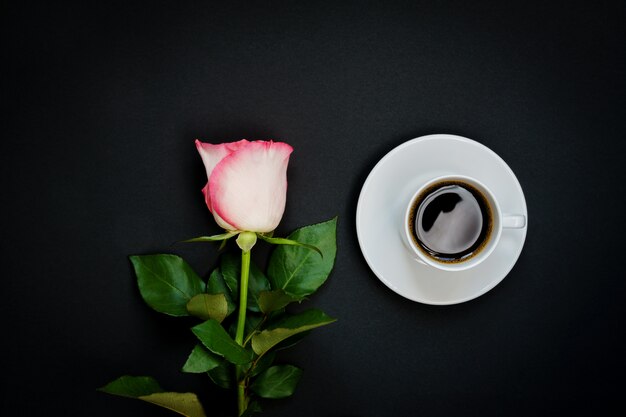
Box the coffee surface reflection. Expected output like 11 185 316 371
409 181 492 263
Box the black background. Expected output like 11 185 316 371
3 1 625 416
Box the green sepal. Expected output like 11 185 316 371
236 231 257 251
258 235 322 257
180 231 239 243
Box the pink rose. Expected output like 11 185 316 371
195 139 293 233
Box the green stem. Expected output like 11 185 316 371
235 249 251 416
237 383 247 416
235 249 250 344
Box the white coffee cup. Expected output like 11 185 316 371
402 174 526 272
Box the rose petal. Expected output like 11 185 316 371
195 139 250 179
209 141 293 232
212 208 237 231
196 139 249 213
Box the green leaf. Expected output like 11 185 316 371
272 331 310 352
192 319 253 365
267 217 337 299
257 290 298 314
220 252 239 297
130 254 205 316
186 293 229 323
182 345 222 373
139 392 207 417
98 376 206 417
208 360 232 389
241 400 262 416
251 309 336 356
98 375 163 397
242 401 262 416
206 269 236 316
250 365 303 399
249 351 276 378
243 314 264 341
220 252 270 312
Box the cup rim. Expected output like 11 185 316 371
404 174 503 272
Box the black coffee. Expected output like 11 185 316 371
408 181 492 263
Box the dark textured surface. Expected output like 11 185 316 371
2 1 625 416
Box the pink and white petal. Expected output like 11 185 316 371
201 183 212 212
195 139 249 181
209 141 293 232
212 210 238 231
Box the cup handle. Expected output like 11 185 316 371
502 214 526 229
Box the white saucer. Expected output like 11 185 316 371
356 134 528 305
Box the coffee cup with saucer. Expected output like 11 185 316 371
356 134 528 305
402 174 526 272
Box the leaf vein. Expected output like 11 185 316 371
280 248 314 291
142 263 193 300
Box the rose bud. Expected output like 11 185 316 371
195 139 293 233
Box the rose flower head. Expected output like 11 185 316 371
195 139 293 233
